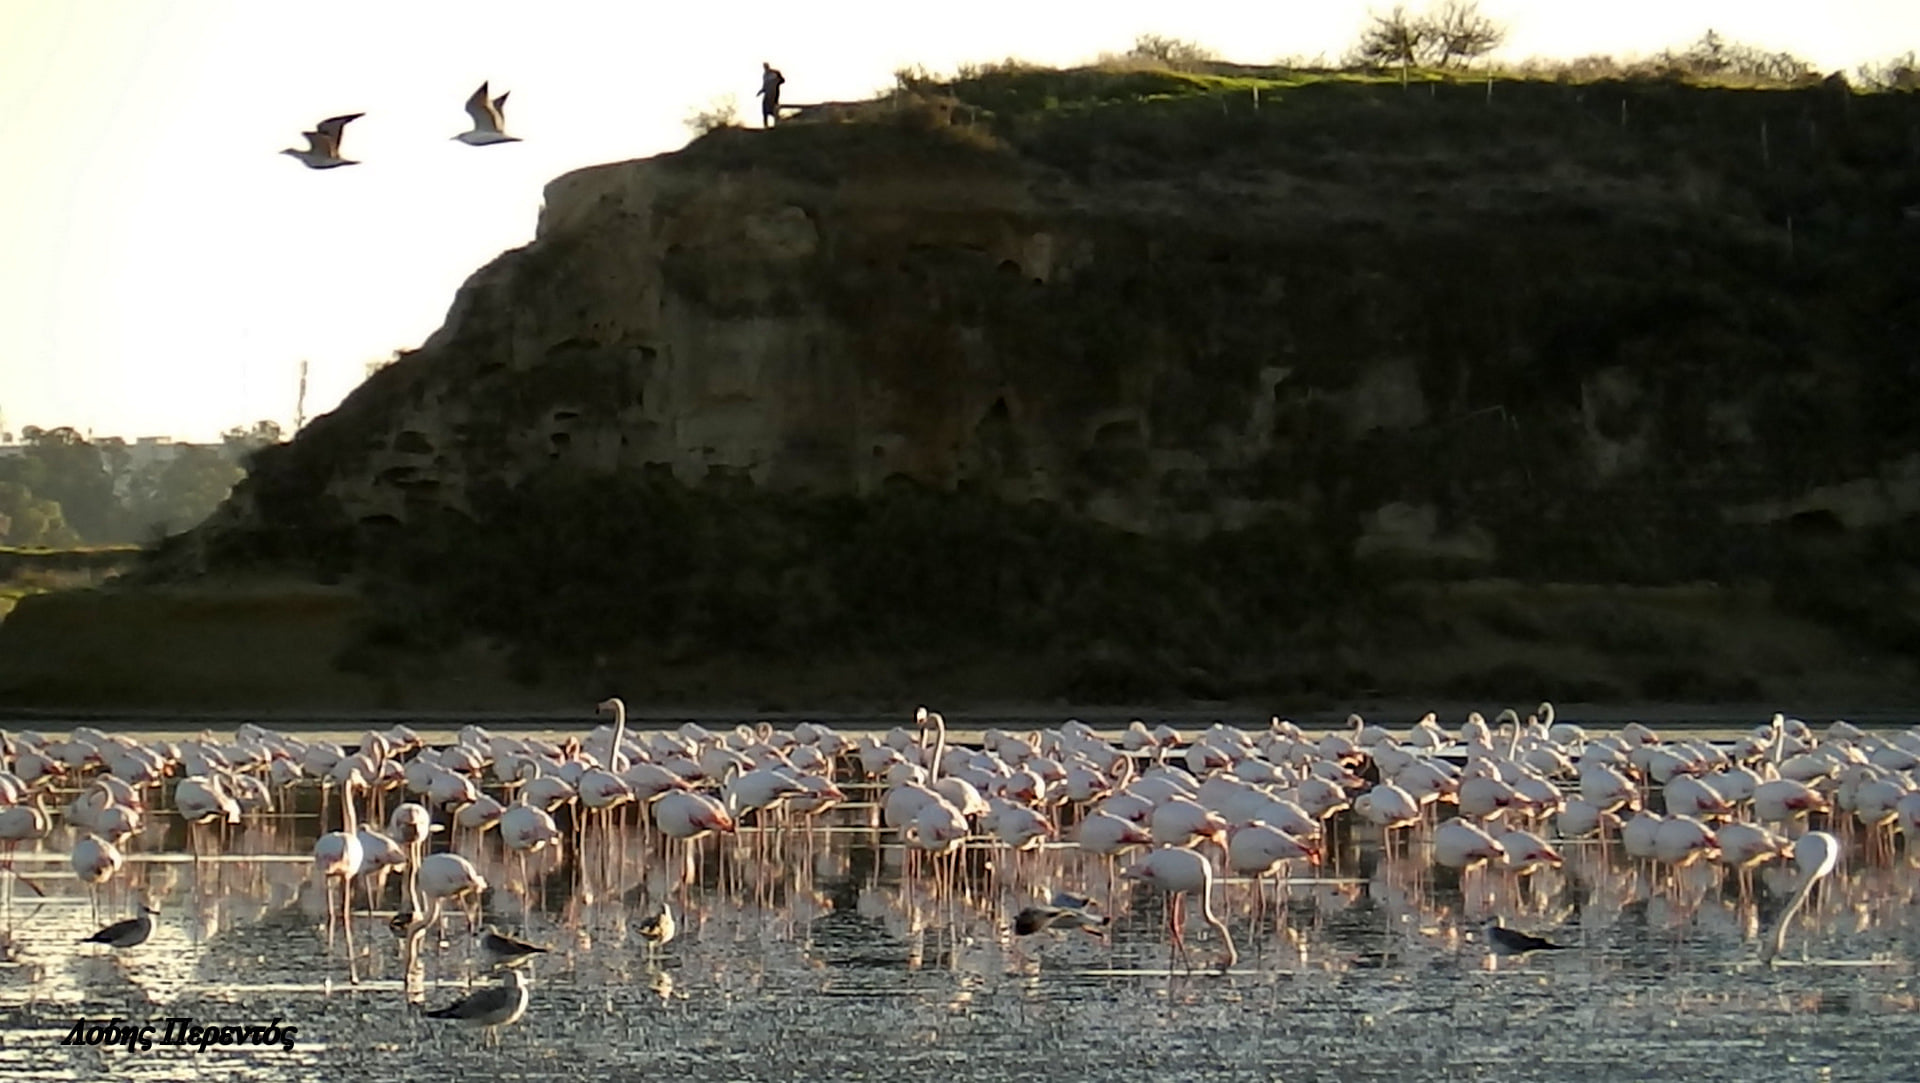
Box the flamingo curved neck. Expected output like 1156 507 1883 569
929 713 946 782
607 699 628 773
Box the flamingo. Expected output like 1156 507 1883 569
1763 831 1840 963
418 852 489 934
70 834 124 926
1754 779 1830 826
654 791 735 842
313 771 366 968
1494 830 1564 873
1122 846 1237 972
0 794 51 875
1434 820 1507 871
1148 796 1227 849
1354 782 1423 844
388 802 434 869
1226 821 1317 924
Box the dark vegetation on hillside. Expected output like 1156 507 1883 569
151 47 1920 704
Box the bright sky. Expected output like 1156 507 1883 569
1 0 1913 442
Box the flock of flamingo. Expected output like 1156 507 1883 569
2 700 1917 1040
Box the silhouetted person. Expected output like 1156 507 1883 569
757 62 785 128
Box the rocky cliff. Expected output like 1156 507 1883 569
7 69 1920 710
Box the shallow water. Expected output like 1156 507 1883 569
1 724 1917 1082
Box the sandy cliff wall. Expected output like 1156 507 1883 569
7 75 1919 709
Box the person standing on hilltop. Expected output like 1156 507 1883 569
757 62 786 128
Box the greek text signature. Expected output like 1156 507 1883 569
61 1016 299 1053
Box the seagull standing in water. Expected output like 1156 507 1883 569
81 905 159 950
638 902 676 954
424 964 530 1045
1482 918 1572 957
454 82 520 145
281 114 363 168
481 927 549 967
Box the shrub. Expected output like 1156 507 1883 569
1652 30 1816 85
683 95 741 137
1856 51 1920 90
1118 33 1221 72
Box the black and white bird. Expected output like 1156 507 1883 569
637 902 676 952
281 114 363 168
1482 918 1571 956
1013 891 1112 938
80 905 158 949
480 927 549 965
454 82 520 146
424 965 530 1043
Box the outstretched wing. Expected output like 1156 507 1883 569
465 83 504 133
311 113 362 156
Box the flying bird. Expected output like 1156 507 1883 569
281 114 363 169
455 82 520 145
1482 918 1572 956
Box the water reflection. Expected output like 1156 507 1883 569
0 717 1915 1082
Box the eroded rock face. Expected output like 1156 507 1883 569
42 83 1920 707
204 97 1919 585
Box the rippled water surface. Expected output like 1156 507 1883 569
1 717 1917 1082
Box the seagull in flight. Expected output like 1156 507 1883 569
1482 918 1572 956
454 82 520 145
281 114 363 169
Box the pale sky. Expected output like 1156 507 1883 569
1 0 1913 443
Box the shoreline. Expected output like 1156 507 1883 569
4 699 1915 733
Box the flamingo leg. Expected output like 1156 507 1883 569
323 873 337 949
342 876 358 983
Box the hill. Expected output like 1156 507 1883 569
4 66 1918 711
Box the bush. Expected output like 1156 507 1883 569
684 95 741 137
1652 30 1815 85
1117 33 1221 72
1856 51 1920 90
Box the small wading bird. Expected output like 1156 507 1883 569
424 965 530 1046
1013 889 1112 939
638 902 676 953
1482 918 1572 957
281 113 363 168
481 927 549 966
454 82 519 145
80 905 159 950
